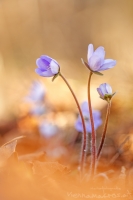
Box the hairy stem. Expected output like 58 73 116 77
87 71 96 177
59 73 87 176
97 101 111 159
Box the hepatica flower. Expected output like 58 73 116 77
25 81 46 103
30 104 46 116
39 121 58 138
82 44 116 74
35 55 60 77
97 83 116 101
75 101 102 133
24 81 46 116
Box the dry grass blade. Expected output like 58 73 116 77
109 136 130 164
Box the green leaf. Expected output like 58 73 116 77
112 92 116 97
52 73 59 82
93 71 103 76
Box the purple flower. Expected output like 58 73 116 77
97 83 115 101
82 44 116 73
35 55 60 77
75 101 102 133
39 121 58 138
30 104 46 116
25 81 45 103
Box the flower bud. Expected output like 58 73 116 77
35 55 60 77
97 83 115 101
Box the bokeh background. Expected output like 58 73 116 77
0 0 133 199
0 0 133 155
0 0 133 117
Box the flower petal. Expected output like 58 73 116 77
93 46 105 60
41 55 52 65
97 88 104 98
36 58 49 70
81 101 89 112
93 110 101 118
32 81 45 101
87 44 94 61
39 122 57 138
75 101 102 133
100 83 108 94
50 60 59 74
98 59 116 71
105 83 112 94
94 118 102 129
35 68 53 77
88 55 103 71
85 123 92 133
75 121 82 132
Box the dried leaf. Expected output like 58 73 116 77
0 136 25 167
1 136 25 147
19 151 45 161
33 161 67 177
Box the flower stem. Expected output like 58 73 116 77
97 101 111 159
59 73 87 176
87 71 96 177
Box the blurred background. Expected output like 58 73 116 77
0 0 133 168
0 0 133 117
0 1 133 198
